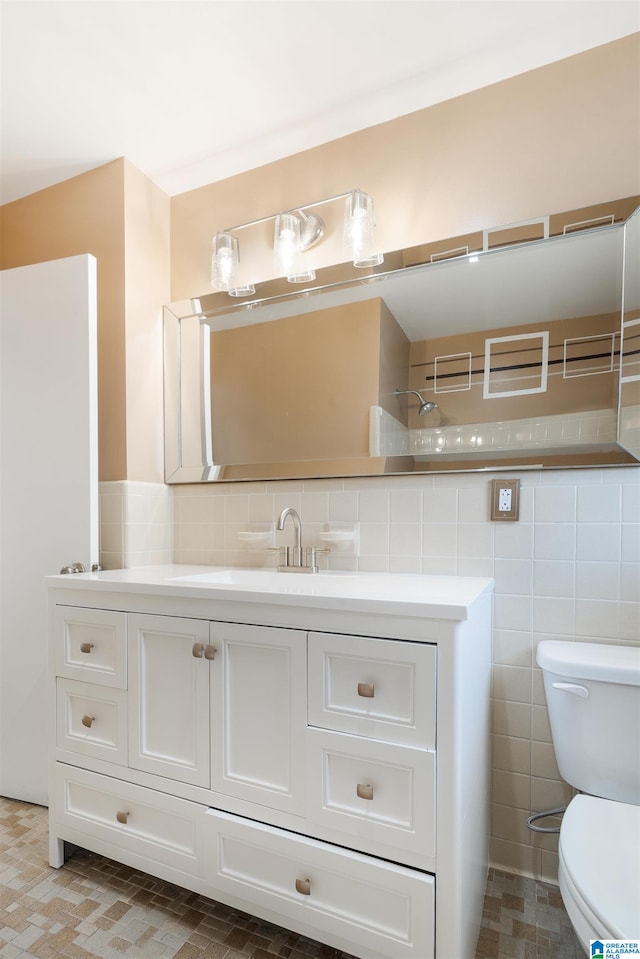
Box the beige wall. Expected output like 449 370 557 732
123 162 171 482
409 313 620 429
0 158 170 483
378 300 411 420
205 297 412 480
0 160 128 479
211 299 383 465
170 35 640 301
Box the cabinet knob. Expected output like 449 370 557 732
295 877 311 896
356 783 374 801
81 714 95 728
80 642 94 654
204 644 217 660
116 810 129 824
357 682 375 698
192 642 205 658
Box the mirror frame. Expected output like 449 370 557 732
164 196 640 484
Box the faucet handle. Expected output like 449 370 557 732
268 546 290 566
305 547 329 570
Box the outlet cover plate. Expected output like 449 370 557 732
490 478 520 521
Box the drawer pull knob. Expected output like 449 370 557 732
192 643 205 658
357 682 375 698
204 644 217 660
116 810 129 825
80 642 94 654
356 783 374 801
295 877 311 896
81 714 95 728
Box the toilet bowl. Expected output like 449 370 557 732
536 640 640 952
558 794 640 947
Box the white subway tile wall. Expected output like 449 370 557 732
99 481 173 569
409 409 618 457
101 467 640 884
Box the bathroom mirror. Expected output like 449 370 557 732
164 198 640 483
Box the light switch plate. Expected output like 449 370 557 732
490 478 520 521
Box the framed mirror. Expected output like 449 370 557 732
164 198 640 483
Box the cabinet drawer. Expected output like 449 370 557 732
308 632 436 748
207 809 434 959
307 728 435 862
56 679 127 765
53 765 207 879
54 607 127 688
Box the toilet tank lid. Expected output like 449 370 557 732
537 641 640 686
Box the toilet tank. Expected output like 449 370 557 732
537 641 640 805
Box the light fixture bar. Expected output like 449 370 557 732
222 190 355 235
211 188 383 296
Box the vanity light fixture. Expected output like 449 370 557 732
273 212 301 278
210 232 242 293
273 210 323 283
344 189 384 268
210 189 383 296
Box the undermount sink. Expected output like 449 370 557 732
168 569 311 587
167 569 373 596
164 568 491 612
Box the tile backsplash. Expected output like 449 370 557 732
100 466 640 883
99 481 173 569
370 405 619 459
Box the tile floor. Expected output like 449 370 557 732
0 797 583 959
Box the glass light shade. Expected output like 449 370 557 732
274 212 302 277
228 284 257 297
211 232 240 291
344 190 384 268
287 269 316 284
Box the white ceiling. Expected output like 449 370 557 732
1 0 638 205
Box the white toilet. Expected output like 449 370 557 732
536 640 640 952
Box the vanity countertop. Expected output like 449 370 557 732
46 565 493 621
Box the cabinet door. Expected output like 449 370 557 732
210 622 306 815
128 614 210 787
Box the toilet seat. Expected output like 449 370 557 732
559 794 640 947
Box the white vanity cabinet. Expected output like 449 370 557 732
48 566 492 959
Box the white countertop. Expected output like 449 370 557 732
46 565 493 621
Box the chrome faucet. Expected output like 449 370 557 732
273 507 327 574
277 507 303 567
